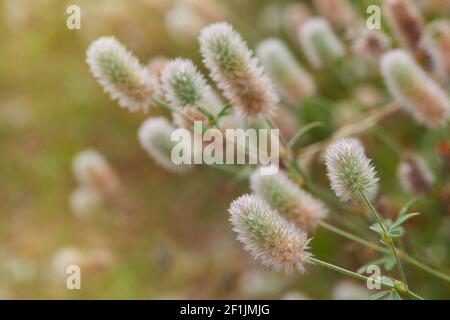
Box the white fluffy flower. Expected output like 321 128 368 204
229 194 311 274
161 58 221 115
324 138 379 201
72 149 119 195
250 168 328 230
256 38 315 104
381 49 450 127
86 36 158 112
138 117 191 173
298 17 345 68
199 22 279 116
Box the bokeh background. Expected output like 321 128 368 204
0 0 449 299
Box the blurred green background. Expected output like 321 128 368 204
0 0 449 299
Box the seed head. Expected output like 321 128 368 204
229 194 311 274
86 36 158 112
250 169 328 230
324 138 379 201
199 22 279 116
381 49 450 127
138 117 191 173
298 17 345 68
256 38 315 104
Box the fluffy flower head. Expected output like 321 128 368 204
324 138 379 201
86 36 158 112
381 49 450 127
199 22 279 116
229 194 311 274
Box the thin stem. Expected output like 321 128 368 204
307 257 424 300
307 257 371 283
318 220 450 283
359 191 408 287
402 254 450 283
318 220 385 253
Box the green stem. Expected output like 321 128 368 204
318 220 450 283
402 254 450 283
359 191 408 287
307 257 424 300
318 220 385 253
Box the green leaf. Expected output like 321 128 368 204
389 290 402 300
390 212 420 230
370 223 383 234
286 121 323 149
399 197 418 216
216 103 231 119
368 290 390 300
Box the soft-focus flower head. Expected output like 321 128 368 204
384 0 443 75
324 138 379 202
138 117 191 173
228 194 311 274
298 17 345 68
72 149 119 195
313 0 359 30
428 20 450 78
69 187 102 218
165 2 207 43
250 168 328 230
352 29 391 61
86 36 158 112
199 22 279 117
381 49 450 127
256 38 315 104
398 153 434 195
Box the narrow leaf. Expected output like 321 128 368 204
390 212 420 230
370 223 383 234
399 197 418 216
287 121 323 149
